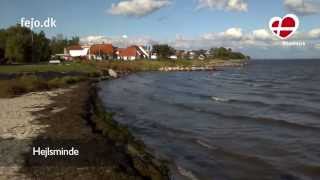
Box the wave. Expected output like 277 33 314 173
147 94 320 130
246 92 277 98
177 166 199 180
166 101 320 131
196 140 218 150
211 96 229 102
149 94 309 130
275 90 320 97
230 115 320 131
210 96 270 108
270 104 320 121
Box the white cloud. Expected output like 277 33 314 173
252 29 272 41
308 28 320 39
178 28 269 50
108 0 170 17
202 28 243 41
284 0 320 15
223 27 243 39
80 35 157 47
197 0 248 12
83 35 110 43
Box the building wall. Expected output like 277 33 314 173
69 48 89 57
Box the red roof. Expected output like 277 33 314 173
118 46 138 57
90 44 114 55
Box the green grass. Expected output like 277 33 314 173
0 62 97 74
0 75 87 98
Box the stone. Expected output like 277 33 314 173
108 69 118 78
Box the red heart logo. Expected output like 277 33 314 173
269 14 299 40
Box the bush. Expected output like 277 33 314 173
0 75 86 98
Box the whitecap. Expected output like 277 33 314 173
211 96 229 102
177 166 199 180
196 140 218 150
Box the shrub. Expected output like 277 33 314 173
0 75 86 98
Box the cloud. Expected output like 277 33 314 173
308 28 320 39
223 27 243 39
108 0 170 17
202 27 243 40
252 29 272 41
197 0 248 12
80 35 158 47
178 28 270 50
283 0 320 15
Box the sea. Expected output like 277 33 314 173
99 60 320 180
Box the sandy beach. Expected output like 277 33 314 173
0 80 170 180
0 88 69 179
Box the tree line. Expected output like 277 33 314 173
0 25 248 64
152 45 248 60
0 25 79 64
208 47 248 60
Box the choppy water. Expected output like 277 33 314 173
99 60 320 180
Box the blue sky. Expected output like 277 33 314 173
1 0 320 59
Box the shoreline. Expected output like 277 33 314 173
0 59 248 179
0 80 171 179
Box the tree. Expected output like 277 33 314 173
209 47 246 60
0 29 7 63
1 25 51 63
32 31 51 62
152 44 175 59
50 34 79 55
5 25 32 63
69 36 80 46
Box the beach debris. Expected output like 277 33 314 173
158 66 215 72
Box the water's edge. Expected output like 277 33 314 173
88 81 171 180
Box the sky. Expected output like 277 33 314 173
0 0 320 59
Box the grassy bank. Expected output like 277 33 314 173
0 62 97 74
0 75 86 98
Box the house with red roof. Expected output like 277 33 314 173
65 44 150 61
89 44 115 60
116 46 149 61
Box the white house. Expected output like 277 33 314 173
67 45 90 58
